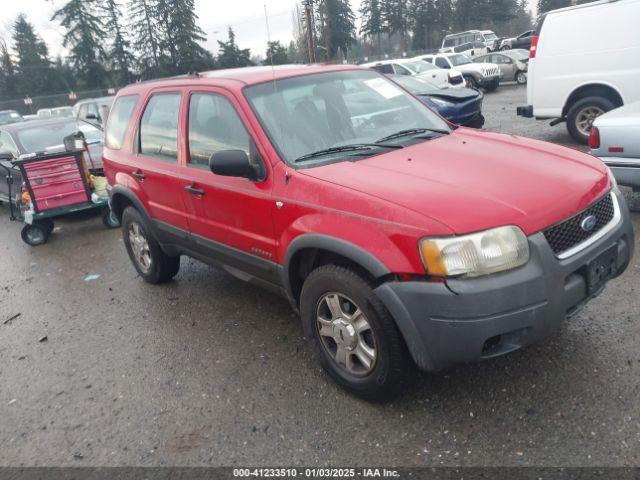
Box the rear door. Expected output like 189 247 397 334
180 87 278 283
132 89 191 236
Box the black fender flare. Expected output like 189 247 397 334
281 233 391 305
109 185 153 226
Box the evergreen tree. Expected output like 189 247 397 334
216 28 253 69
0 39 16 101
263 41 289 65
360 0 383 51
382 0 409 52
102 0 134 85
12 14 51 95
128 0 162 78
317 0 356 60
537 0 572 16
52 0 107 88
157 0 212 74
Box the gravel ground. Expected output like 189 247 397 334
0 84 639 467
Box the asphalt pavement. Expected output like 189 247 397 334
1 84 639 467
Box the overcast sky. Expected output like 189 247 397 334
0 0 535 60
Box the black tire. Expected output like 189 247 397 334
21 221 50 246
300 265 411 401
483 81 499 92
40 218 54 234
515 70 527 85
101 207 120 229
121 206 180 284
566 96 615 144
465 76 478 89
465 114 485 129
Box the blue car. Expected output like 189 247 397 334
390 75 484 128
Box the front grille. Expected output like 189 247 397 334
543 193 615 256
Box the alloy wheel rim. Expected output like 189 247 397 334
316 292 377 376
128 222 152 273
576 106 604 137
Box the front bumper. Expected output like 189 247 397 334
477 74 500 87
375 189 634 371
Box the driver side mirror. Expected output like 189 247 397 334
209 149 265 181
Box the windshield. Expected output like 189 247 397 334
0 111 23 125
17 121 103 153
448 54 472 66
483 33 498 40
403 60 436 74
52 107 73 117
244 70 450 167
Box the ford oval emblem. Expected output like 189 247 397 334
581 215 597 232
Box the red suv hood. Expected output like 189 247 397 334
299 129 610 235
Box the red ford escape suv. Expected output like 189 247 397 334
103 65 633 400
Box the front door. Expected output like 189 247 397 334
180 88 278 284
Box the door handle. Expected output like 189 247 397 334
185 184 205 196
132 170 145 181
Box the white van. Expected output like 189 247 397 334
441 30 498 55
517 0 640 144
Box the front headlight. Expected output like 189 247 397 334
419 226 529 277
428 97 451 107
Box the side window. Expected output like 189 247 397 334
187 93 252 168
78 104 88 119
105 95 139 150
435 57 449 69
393 65 411 76
0 131 18 157
443 38 454 48
372 64 393 74
139 93 181 162
87 103 99 119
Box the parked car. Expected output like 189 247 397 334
73 96 115 127
441 29 500 53
390 74 484 127
362 59 465 88
589 101 640 189
500 30 535 50
0 110 24 126
517 0 640 144
419 53 501 91
103 65 633 400
475 50 528 84
0 118 104 168
37 106 74 118
22 114 38 121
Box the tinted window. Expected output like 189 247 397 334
393 64 412 75
106 95 139 150
139 93 181 162
443 38 454 47
435 57 449 69
371 64 394 74
188 93 251 167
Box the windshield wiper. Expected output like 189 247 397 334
293 143 402 163
376 127 449 143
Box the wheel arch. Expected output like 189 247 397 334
562 82 624 117
109 185 150 224
282 234 391 309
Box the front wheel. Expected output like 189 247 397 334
21 221 50 246
121 207 180 284
566 96 615 144
300 265 411 401
500 45 511 51
515 70 527 85
465 76 478 89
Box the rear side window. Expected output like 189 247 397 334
139 93 181 162
188 93 251 167
105 95 139 150
435 57 449 69
371 64 394 74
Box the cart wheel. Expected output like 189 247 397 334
102 208 120 229
21 222 49 246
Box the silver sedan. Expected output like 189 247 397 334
590 101 640 189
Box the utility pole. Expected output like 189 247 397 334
302 0 316 63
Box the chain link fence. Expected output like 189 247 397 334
0 88 119 116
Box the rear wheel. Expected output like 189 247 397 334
121 207 180 284
101 207 120 229
21 221 50 246
566 96 615 144
515 70 527 85
300 265 411 401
